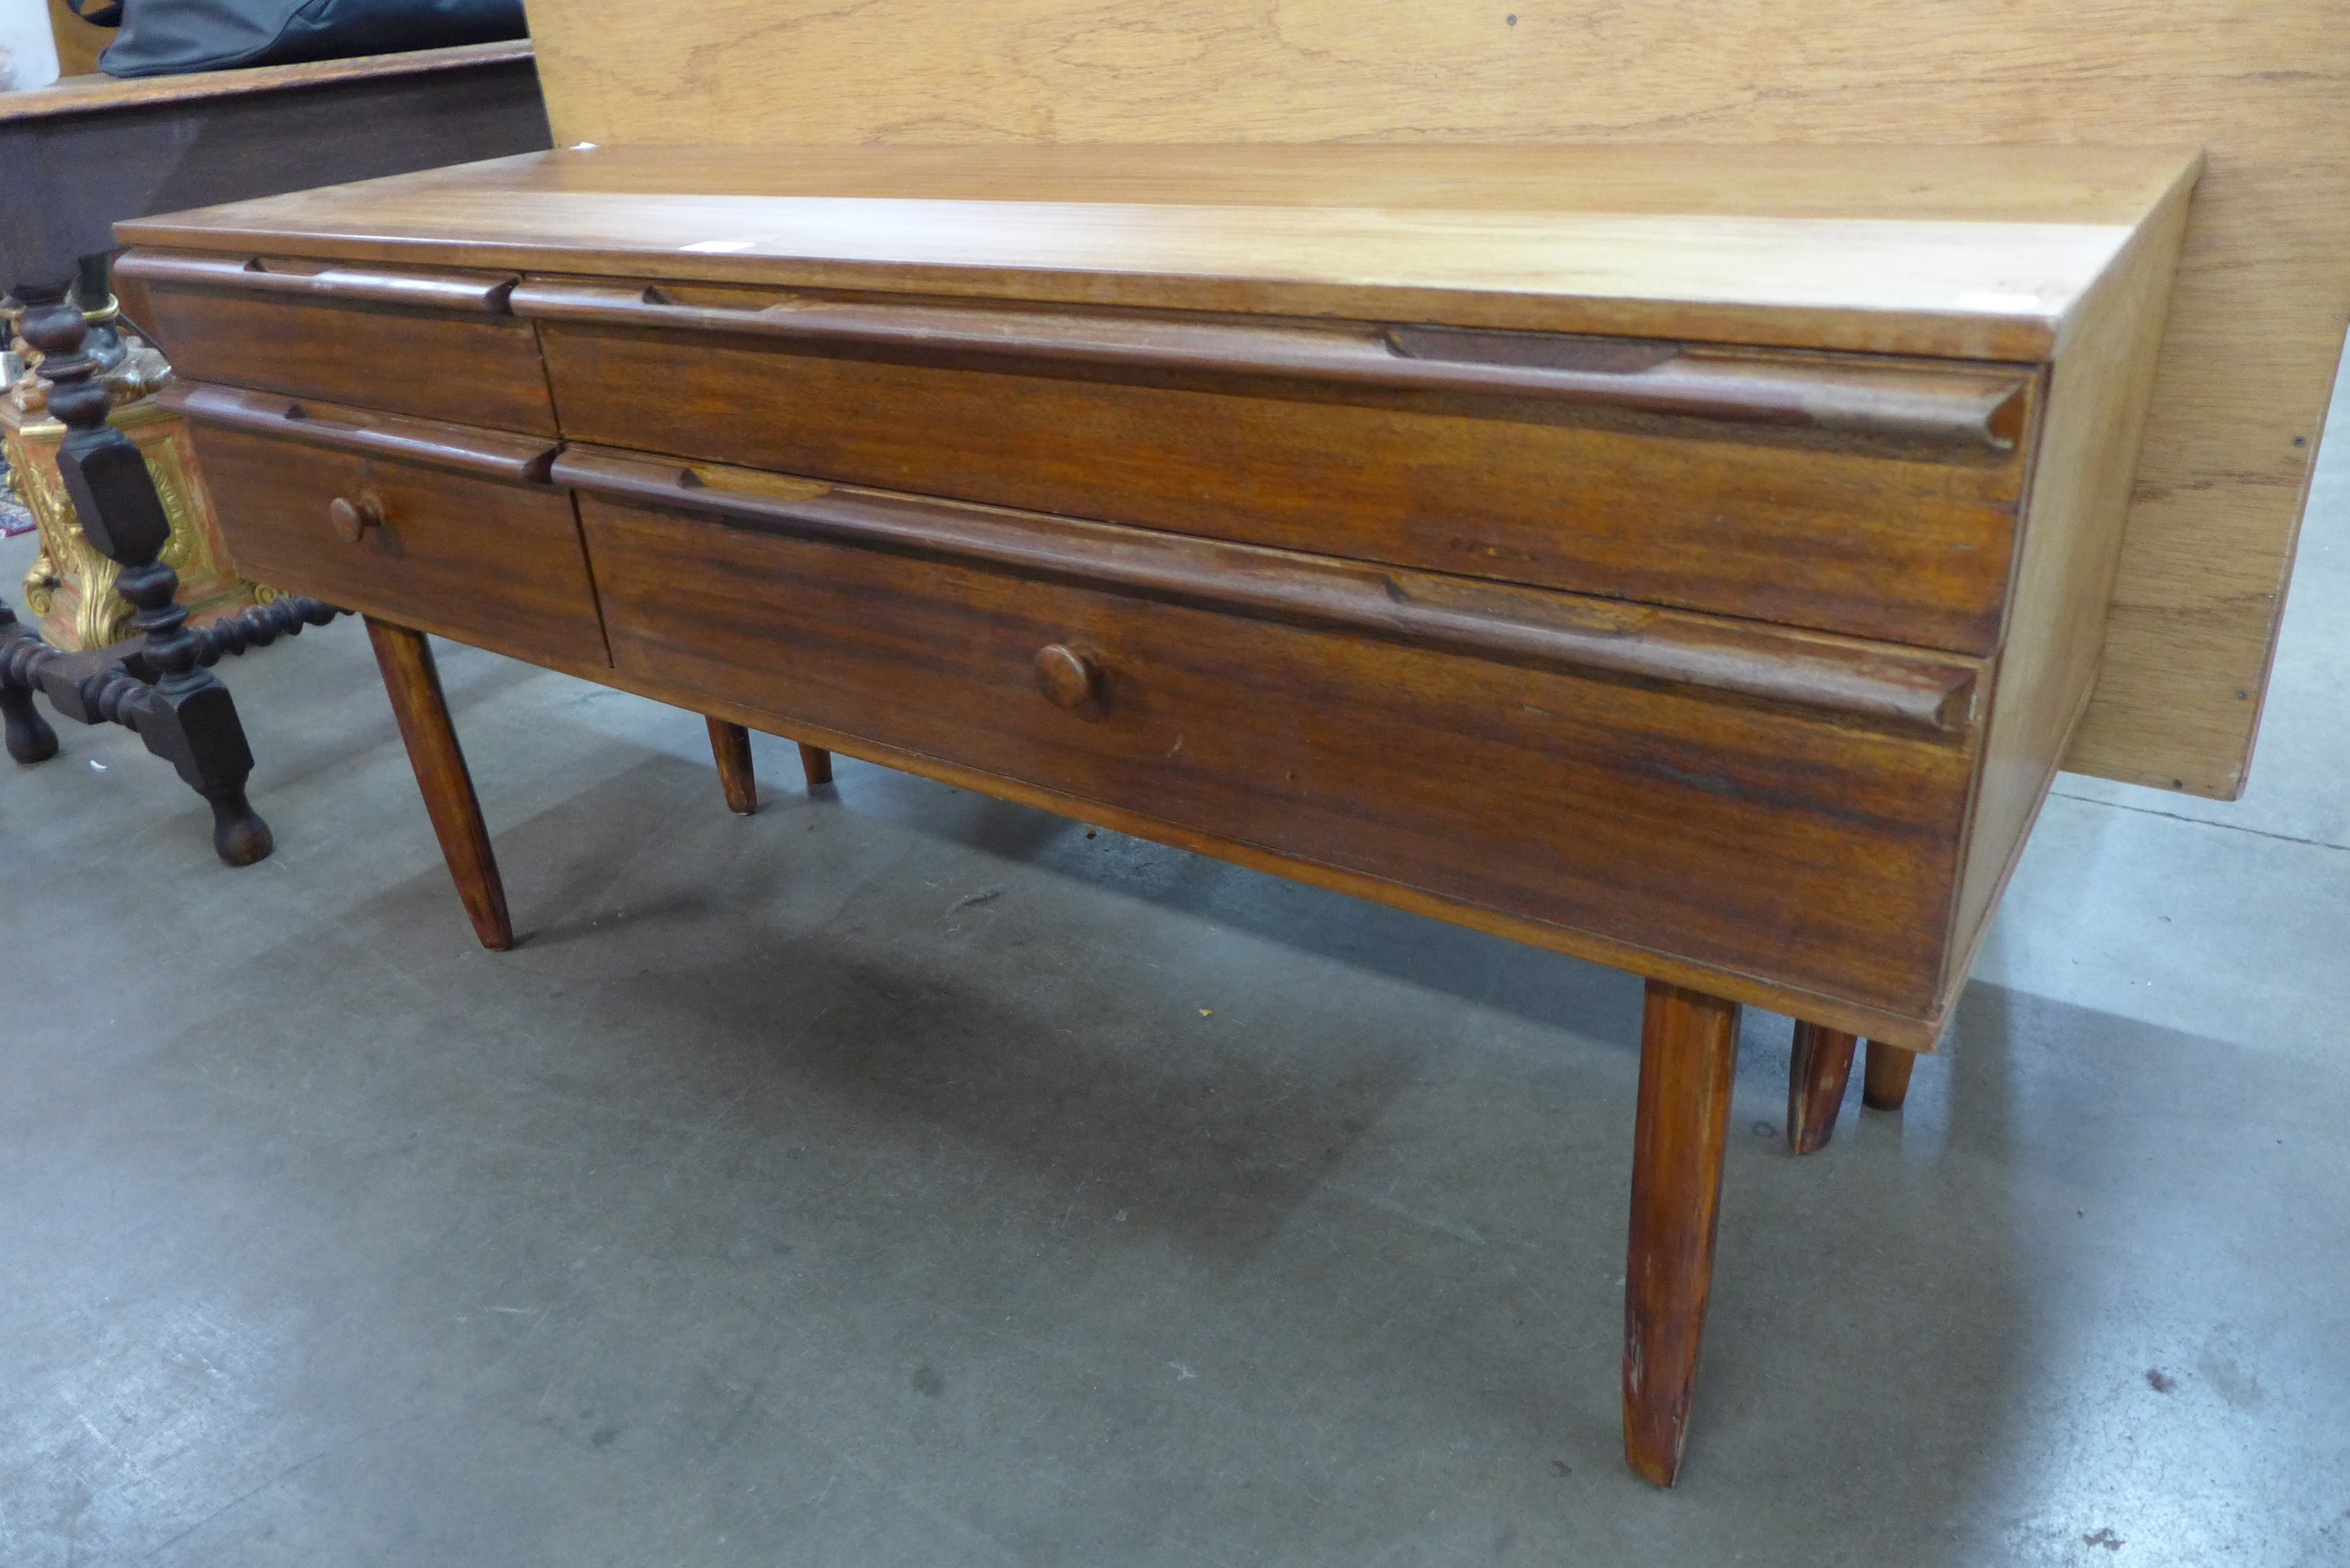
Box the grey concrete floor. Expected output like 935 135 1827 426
5 363 2349 1566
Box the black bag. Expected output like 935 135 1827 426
93 0 527 78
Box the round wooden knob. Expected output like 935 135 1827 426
327 494 383 543
1033 643 1100 709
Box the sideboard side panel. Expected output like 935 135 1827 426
1947 170 2198 990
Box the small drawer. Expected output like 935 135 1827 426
166 384 607 668
118 250 559 436
564 446 1985 1015
520 279 2039 654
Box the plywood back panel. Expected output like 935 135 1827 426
46 0 110 78
524 0 2350 797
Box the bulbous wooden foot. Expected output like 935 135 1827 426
1787 1021 1859 1154
2 684 59 763
205 786 274 866
1863 1041 1918 1110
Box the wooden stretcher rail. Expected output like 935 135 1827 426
162 384 557 481
553 444 1981 735
512 279 2032 450
118 250 518 314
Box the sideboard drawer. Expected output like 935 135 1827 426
167 385 607 668
117 250 558 436
565 447 1983 1014
522 279 2038 654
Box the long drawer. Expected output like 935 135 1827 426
520 279 2040 655
562 446 1985 1014
165 384 609 668
119 250 559 436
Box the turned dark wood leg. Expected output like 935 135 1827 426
1863 1041 1918 1111
1786 1021 1859 1154
797 741 833 788
707 717 758 814
1624 978 1740 1487
364 617 512 951
14 279 271 864
4 589 342 761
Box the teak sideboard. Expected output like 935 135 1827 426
114 143 2199 1485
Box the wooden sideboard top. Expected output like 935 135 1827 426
115 143 2199 363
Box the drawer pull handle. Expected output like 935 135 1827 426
328 494 383 543
160 383 559 483
1034 644 1100 709
512 281 2029 451
115 250 519 314
555 447 1980 738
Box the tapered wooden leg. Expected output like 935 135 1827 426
1624 979 1740 1487
364 617 512 951
707 717 758 814
1786 1021 1859 1154
1863 1041 1918 1111
797 742 833 787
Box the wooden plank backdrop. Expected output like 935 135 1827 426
525 0 2350 797
45 0 110 78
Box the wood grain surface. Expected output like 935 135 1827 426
364 616 513 950
123 249 522 312
185 422 608 668
1624 979 1740 1486
478 628 1967 1047
1863 1042 1919 1112
44 0 107 79
116 144 2183 362
551 444 1987 735
706 717 758 814
161 383 557 482
517 276 2037 443
513 0 2350 798
0 40 533 122
121 258 556 434
124 131 2194 1045
530 282 2039 653
1945 174 2197 987
579 490 1979 1016
1786 1022 1859 1155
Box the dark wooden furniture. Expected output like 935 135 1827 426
0 40 548 291
0 40 550 861
0 283 304 861
116 142 2198 1482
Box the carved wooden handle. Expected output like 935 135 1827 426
327 494 383 543
161 383 558 483
512 280 2029 450
1033 644 1100 709
553 445 1981 737
115 249 518 314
